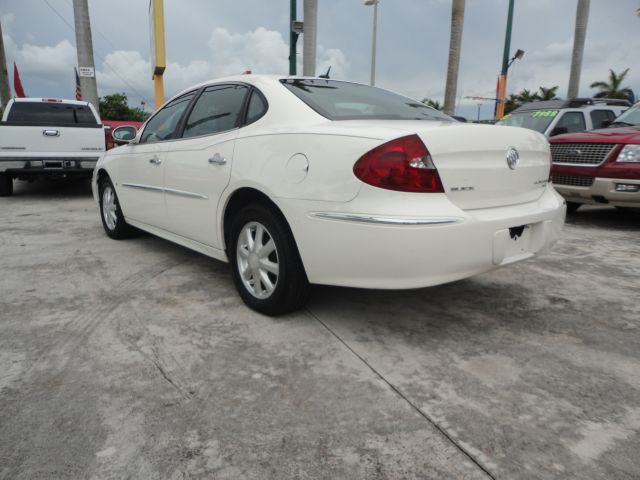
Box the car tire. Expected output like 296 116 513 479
0 173 13 196
566 202 581 214
99 177 135 239
229 203 310 316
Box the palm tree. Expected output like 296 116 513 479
422 98 443 110
567 0 590 98
590 68 632 99
516 89 540 104
538 86 559 100
443 0 465 115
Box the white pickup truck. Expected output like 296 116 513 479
0 98 105 196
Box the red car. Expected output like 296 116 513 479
103 119 143 150
549 102 640 212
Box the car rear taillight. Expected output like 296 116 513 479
353 134 444 193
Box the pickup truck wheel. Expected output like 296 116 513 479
99 177 134 239
0 173 13 196
229 203 310 316
566 202 581 214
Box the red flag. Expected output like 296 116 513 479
75 68 82 100
13 62 26 98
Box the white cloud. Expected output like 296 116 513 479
4 25 350 107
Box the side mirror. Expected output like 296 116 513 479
600 119 612 128
112 125 138 145
549 126 568 137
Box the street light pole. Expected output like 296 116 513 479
365 0 379 86
495 0 514 119
289 0 298 75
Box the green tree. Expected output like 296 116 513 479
99 93 148 121
422 98 443 110
590 68 632 99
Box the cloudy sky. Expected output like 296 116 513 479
1 0 639 120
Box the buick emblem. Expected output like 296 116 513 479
506 147 519 170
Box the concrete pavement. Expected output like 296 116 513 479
1 179 638 479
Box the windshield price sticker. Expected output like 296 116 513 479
530 110 558 118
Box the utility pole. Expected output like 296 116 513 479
567 0 590 98
73 0 100 115
0 21 11 110
302 0 317 77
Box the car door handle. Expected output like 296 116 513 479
43 129 60 137
149 156 162 165
208 153 227 166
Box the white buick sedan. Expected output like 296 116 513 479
93 75 566 315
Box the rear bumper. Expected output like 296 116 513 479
553 177 640 208
279 184 566 289
0 157 99 177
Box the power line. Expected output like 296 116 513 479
43 0 152 106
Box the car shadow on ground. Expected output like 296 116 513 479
11 178 93 198
565 205 640 231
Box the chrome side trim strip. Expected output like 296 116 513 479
121 183 208 199
164 187 208 200
121 182 163 193
309 212 462 225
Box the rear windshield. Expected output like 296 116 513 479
281 79 453 122
497 110 558 134
6 102 98 126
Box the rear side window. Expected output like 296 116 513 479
7 102 98 126
182 85 248 138
590 109 615 129
281 79 453 122
245 90 268 125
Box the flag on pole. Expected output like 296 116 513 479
13 62 26 98
74 67 82 100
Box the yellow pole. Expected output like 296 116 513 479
150 0 166 109
154 74 164 109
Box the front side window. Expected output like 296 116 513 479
555 112 586 134
281 79 453 122
140 92 195 143
182 85 248 139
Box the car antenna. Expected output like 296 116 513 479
318 66 331 79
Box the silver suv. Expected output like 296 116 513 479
497 98 629 138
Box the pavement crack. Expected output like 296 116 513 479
306 307 497 480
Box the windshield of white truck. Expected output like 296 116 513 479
6 102 98 126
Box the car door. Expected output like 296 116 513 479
116 91 196 228
163 84 253 247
